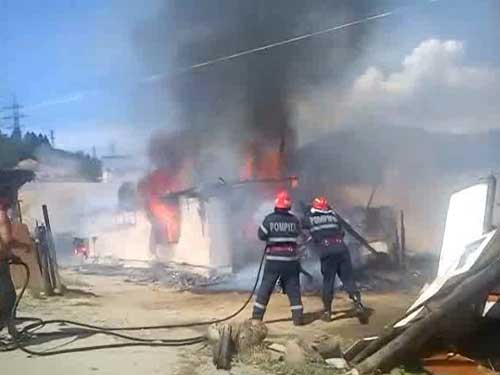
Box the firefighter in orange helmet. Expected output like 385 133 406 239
303 196 365 322
252 190 304 326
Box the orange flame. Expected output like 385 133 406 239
139 165 191 244
240 142 286 181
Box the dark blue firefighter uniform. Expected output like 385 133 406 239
303 207 361 315
252 208 304 325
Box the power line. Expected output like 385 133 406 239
146 10 393 81
27 0 442 110
186 12 393 71
50 129 55 147
147 0 441 80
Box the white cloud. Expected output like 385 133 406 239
294 39 500 141
345 39 500 131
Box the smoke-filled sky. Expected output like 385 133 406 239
1 0 499 155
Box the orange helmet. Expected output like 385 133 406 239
275 190 292 210
312 196 329 211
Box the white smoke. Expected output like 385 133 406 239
294 39 500 143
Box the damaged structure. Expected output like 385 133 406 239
346 175 500 373
155 195 232 274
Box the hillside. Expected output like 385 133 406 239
294 125 500 187
0 132 102 181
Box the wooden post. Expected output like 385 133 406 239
16 199 23 223
213 324 234 370
42 205 63 293
337 214 380 256
35 225 54 296
394 225 401 267
366 184 378 210
484 175 496 232
400 211 406 269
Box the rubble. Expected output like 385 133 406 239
284 340 308 366
325 357 349 369
348 177 500 374
268 343 286 353
72 262 229 290
312 335 343 360
233 319 268 353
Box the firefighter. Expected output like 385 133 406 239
252 190 304 326
303 196 365 322
0 193 22 336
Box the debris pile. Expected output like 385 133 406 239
346 177 500 373
226 177 500 375
73 263 229 290
354 256 432 293
349 230 500 373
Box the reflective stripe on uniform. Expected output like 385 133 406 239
265 255 299 262
254 302 266 310
259 224 268 235
310 208 333 214
310 223 339 232
290 305 303 311
268 237 298 243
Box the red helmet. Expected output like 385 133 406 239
275 190 292 210
312 196 329 211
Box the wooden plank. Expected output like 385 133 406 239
42 205 63 293
356 257 500 374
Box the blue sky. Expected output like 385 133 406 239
2 0 162 154
2 0 499 154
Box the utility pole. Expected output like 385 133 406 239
1 96 26 141
50 129 55 147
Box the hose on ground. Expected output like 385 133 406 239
2 249 266 356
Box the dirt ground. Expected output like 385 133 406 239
2 269 418 375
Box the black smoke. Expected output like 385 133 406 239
134 0 381 176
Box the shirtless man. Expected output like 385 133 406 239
0 192 22 334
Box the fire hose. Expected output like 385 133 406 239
1 249 267 356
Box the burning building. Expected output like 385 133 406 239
138 126 298 273
18 2 424 273
125 1 378 271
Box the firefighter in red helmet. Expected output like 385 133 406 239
303 196 366 322
252 190 304 326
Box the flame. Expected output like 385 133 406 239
139 165 191 244
141 133 296 246
240 142 286 181
149 197 181 243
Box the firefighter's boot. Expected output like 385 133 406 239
350 292 365 311
350 292 369 324
322 298 332 322
292 310 304 326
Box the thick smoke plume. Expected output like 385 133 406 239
134 0 376 179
